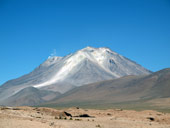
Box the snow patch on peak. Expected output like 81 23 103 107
47 56 62 60
41 56 62 67
83 46 95 49
80 46 118 55
34 53 87 88
80 46 96 52
98 47 118 55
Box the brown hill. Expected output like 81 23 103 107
44 68 170 109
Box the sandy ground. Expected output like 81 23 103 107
0 106 170 128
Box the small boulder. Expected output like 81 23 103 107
147 117 155 121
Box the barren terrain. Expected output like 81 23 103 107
0 106 170 128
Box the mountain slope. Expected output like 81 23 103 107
2 87 61 106
45 68 170 108
0 46 151 104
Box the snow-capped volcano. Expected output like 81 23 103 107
32 46 150 88
0 46 151 103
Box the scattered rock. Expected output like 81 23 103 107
75 114 94 118
64 111 72 117
79 114 91 117
147 117 155 121
12 108 21 110
115 109 123 111
56 111 72 119
0 107 13 110
107 113 112 116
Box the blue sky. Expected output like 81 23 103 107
0 0 170 85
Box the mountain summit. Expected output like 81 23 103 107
0 47 151 104
35 46 150 87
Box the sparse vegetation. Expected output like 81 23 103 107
96 124 101 127
36 116 41 118
75 118 82 121
107 113 111 116
49 122 54 126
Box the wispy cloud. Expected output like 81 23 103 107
48 49 57 58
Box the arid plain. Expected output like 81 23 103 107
0 106 170 128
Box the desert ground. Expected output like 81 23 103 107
0 106 170 128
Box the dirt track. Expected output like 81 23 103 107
0 106 170 128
